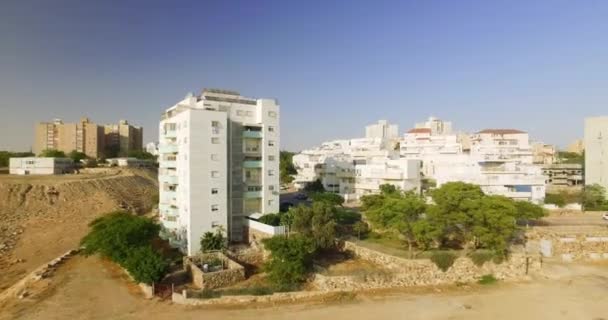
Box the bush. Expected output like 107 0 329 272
334 209 361 225
544 193 566 208
430 251 457 272
200 230 226 252
80 212 160 264
310 192 345 206
258 213 281 226
478 274 498 285
468 250 495 267
123 246 168 284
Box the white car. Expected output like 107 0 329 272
602 213 608 221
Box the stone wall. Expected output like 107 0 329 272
172 289 347 306
526 226 608 261
312 241 541 291
184 252 245 289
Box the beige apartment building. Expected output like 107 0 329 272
34 118 143 159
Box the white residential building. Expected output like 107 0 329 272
9 157 73 175
585 116 608 193
158 89 280 255
293 121 421 200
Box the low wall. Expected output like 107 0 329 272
172 289 345 306
313 241 541 291
185 252 245 289
527 226 608 261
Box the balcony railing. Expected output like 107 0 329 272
160 160 177 168
243 131 263 139
243 160 262 168
158 143 178 153
244 190 263 198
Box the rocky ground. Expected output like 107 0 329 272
0 168 158 291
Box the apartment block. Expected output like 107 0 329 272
104 120 143 156
585 116 608 193
158 89 279 256
34 118 142 158
34 117 105 159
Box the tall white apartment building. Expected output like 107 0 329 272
585 116 608 193
293 121 421 200
158 89 280 255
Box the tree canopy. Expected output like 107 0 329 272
309 192 344 207
583 184 608 211
303 179 325 193
39 149 66 158
262 235 316 290
0 151 34 167
280 151 297 184
200 228 226 252
289 202 337 250
68 150 88 162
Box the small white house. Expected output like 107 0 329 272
9 157 74 175
106 157 153 168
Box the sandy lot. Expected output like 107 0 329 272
2 255 607 320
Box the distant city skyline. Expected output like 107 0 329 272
1 0 607 152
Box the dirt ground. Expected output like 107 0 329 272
0 168 158 291
1 255 607 320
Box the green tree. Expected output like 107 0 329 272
363 190 427 256
426 182 485 247
280 151 297 184
262 235 316 290
127 150 156 160
290 202 337 250
583 184 608 211
470 196 518 253
68 150 88 162
352 221 370 240
0 151 34 167
80 212 160 263
123 246 168 284
514 201 546 226
39 149 66 158
310 192 344 206
544 193 566 208
303 179 325 193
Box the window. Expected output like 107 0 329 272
269 185 275 191
268 170 275 176
212 221 220 227
211 188 219 195
211 205 219 212
268 111 277 118
268 140 275 147
211 171 220 178
211 137 220 144
211 121 220 127
268 126 275 132
211 154 219 161
268 155 275 161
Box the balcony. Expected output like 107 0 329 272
160 160 177 168
158 143 178 153
161 175 178 185
243 160 262 168
244 191 263 198
159 203 179 216
243 130 263 139
162 130 177 138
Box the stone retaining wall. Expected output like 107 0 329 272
172 289 345 306
312 241 541 291
185 252 245 289
526 226 608 261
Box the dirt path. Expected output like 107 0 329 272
2 256 607 320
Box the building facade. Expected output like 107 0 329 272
158 89 280 255
34 118 142 159
585 116 608 193
542 163 583 191
9 157 73 175
295 118 548 204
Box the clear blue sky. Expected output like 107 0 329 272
1 0 607 151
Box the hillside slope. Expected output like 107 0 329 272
0 168 158 291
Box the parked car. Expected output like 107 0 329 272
280 201 294 212
602 213 608 221
294 193 308 200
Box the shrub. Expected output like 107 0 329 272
200 230 226 252
334 209 361 225
468 250 495 267
258 213 281 226
430 251 457 272
544 193 566 208
352 221 370 239
478 274 498 285
123 246 168 284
